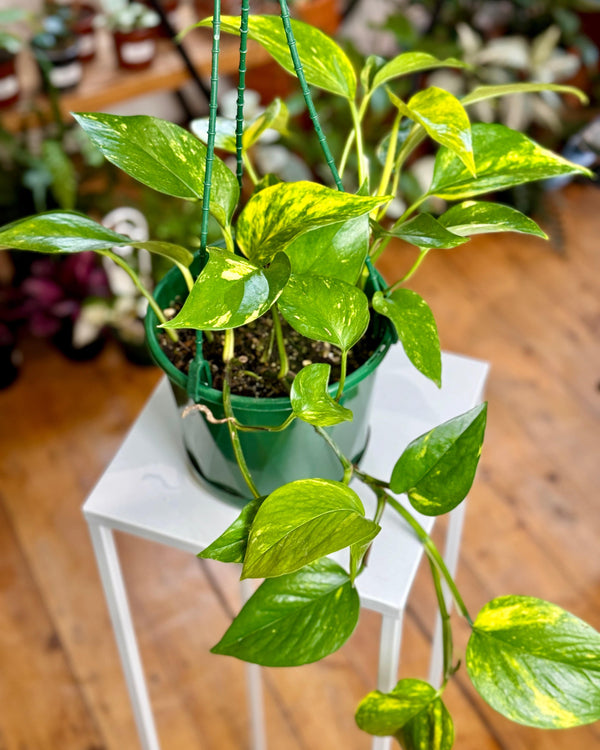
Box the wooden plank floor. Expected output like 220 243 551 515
0 183 599 749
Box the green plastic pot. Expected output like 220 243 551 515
145 255 394 502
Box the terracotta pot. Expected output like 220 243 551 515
0 49 20 109
113 26 158 70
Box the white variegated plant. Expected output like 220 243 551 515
0 2 598 745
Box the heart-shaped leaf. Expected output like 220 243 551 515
373 290 441 387
372 51 468 91
462 82 588 107
438 200 547 238
356 678 454 750
212 557 360 666
389 87 475 175
291 363 353 427
467 596 600 728
428 123 592 200
0 211 194 267
390 403 487 515
279 273 370 352
73 112 239 226
284 215 369 283
203 15 356 99
242 478 379 579
243 98 289 149
385 214 468 250
198 497 265 564
236 181 388 266
162 248 290 330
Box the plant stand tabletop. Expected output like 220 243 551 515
83 345 488 750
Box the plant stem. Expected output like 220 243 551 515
315 426 353 484
236 413 296 433
428 557 455 684
200 0 221 251
386 248 429 293
376 110 402 200
335 350 347 400
102 250 178 343
222 225 235 253
271 306 289 379
223 327 235 363
339 94 370 178
394 194 428 227
235 0 250 189
223 366 260 498
242 152 259 185
278 0 343 191
176 262 194 292
349 101 366 186
383 491 472 625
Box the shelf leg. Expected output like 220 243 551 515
371 611 404 750
240 578 267 750
88 521 160 750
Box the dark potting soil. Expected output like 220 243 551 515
158 302 378 398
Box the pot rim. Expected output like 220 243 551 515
145 260 394 411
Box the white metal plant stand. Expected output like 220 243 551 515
83 345 488 750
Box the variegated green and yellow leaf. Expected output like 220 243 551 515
242 478 379 579
389 87 475 175
73 112 239 226
373 290 441 387
279 273 370 352
428 123 592 200
284 215 369 284
202 15 356 99
162 248 290 330
438 201 547 238
356 678 454 749
390 403 487 515
461 82 587 107
212 557 360 666
237 181 388 266
372 51 469 92
467 596 600 728
291 363 353 427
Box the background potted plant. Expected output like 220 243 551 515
102 0 161 70
0 3 599 746
31 11 83 93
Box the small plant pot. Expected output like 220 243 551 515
0 49 20 109
71 2 98 62
113 26 158 70
145 257 394 500
31 29 83 93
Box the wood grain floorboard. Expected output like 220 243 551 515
0 183 598 748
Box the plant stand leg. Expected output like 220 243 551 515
240 578 267 750
372 611 405 750
87 522 160 750
428 501 467 688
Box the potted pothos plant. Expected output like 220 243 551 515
0 2 599 746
